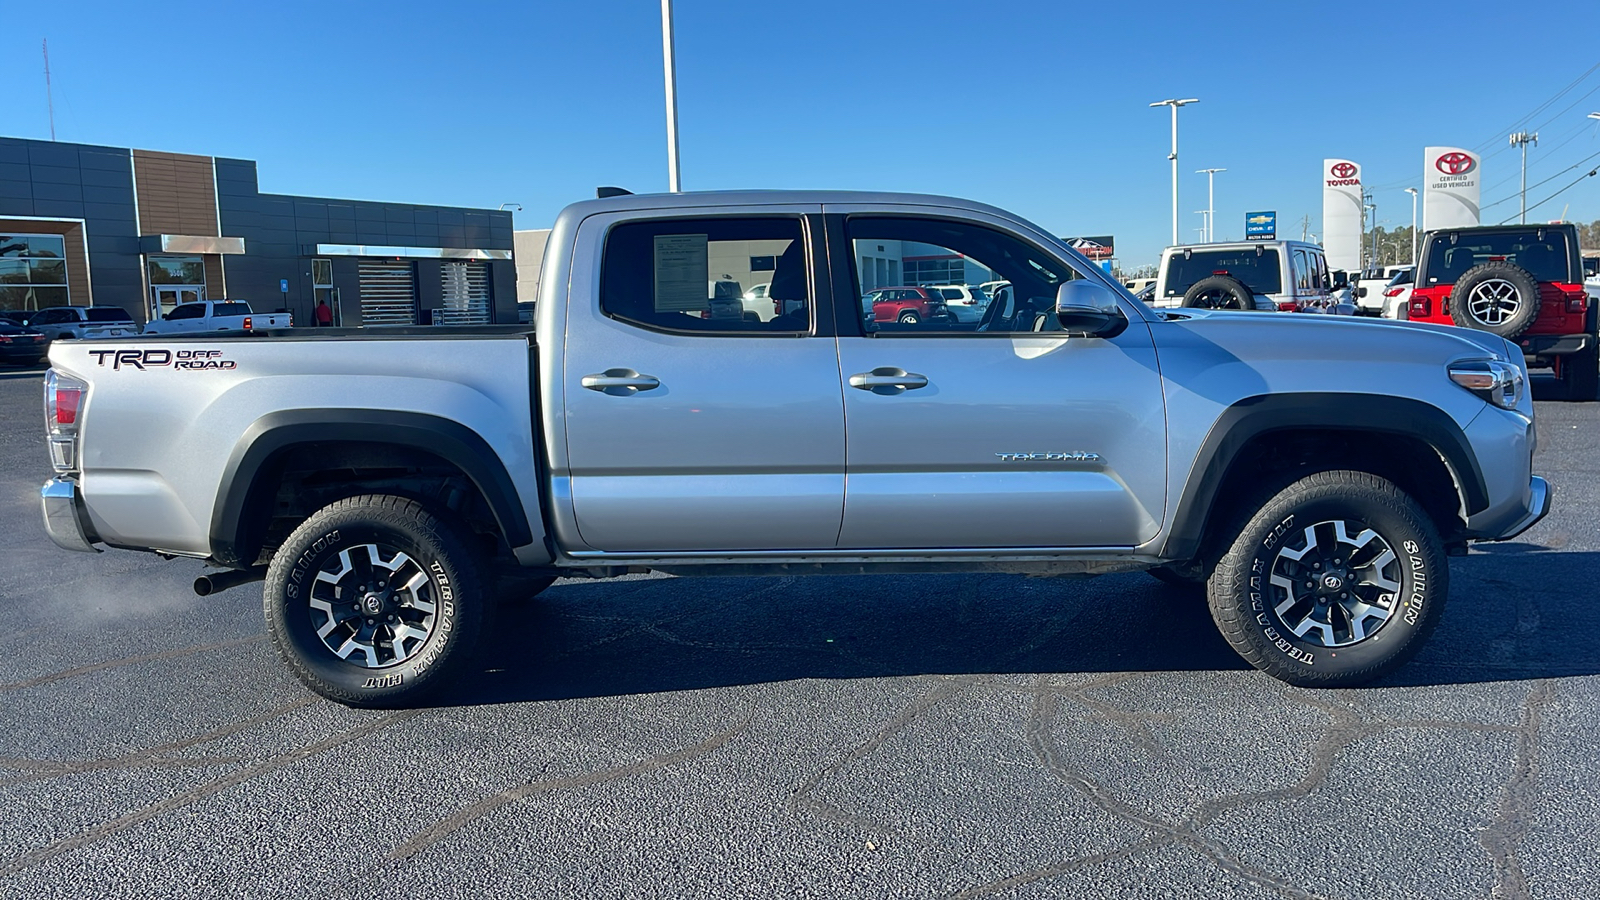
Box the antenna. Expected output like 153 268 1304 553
43 39 56 141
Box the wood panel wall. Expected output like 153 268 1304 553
132 150 218 237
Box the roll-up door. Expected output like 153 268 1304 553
357 261 417 326
439 261 492 325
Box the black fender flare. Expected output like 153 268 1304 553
1161 393 1489 561
209 409 534 568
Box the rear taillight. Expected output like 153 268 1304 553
1276 301 1298 312
1384 287 1403 298
773 299 781 318
1564 289 1588 313
242 316 253 330
1411 296 1432 317
43 369 88 473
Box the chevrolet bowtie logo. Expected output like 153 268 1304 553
995 452 1103 463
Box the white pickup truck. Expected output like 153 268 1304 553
143 300 291 335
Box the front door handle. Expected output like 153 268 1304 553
581 368 661 396
848 367 929 395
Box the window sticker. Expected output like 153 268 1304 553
653 234 709 313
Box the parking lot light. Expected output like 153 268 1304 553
1150 98 1199 246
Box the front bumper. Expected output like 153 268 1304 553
1488 475 1551 541
41 477 101 553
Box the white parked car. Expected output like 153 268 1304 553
929 284 991 323
1354 265 1413 316
24 306 139 341
1377 268 1415 319
143 300 292 334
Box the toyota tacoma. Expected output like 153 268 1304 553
39 190 1550 706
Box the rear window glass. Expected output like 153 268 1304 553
600 217 809 334
213 302 253 317
1164 249 1282 297
85 307 132 322
1386 269 1414 287
1422 231 1575 285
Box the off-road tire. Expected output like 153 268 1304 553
897 310 921 324
1449 262 1540 339
1207 470 1447 687
1182 275 1255 311
263 494 487 708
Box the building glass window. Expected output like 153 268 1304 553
0 234 68 311
903 256 966 286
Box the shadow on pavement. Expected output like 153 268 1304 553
445 549 1600 706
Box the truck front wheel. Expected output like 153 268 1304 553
1207 470 1446 687
263 494 487 707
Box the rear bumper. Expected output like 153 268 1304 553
1518 333 1590 357
41 477 101 553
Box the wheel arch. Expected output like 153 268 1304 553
1162 393 1489 562
210 409 534 569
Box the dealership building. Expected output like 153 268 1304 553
0 136 516 326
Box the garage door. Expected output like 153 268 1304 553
439 262 492 325
358 261 417 326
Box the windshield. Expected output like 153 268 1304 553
1422 230 1576 285
1164 249 1281 297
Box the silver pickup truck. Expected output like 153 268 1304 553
39 190 1549 706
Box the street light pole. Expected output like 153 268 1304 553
1364 203 1377 267
660 0 682 192
1511 131 1538 223
1151 98 1199 246
1197 167 1225 242
1404 188 1418 265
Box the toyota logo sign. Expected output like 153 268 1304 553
1330 162 1358 179
1435 152 1475 175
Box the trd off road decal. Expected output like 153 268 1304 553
89 348 237 371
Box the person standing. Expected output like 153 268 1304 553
314 298 333 327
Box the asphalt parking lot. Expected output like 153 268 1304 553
0 361 1595 900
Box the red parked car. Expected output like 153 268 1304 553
1409 223 1596 400
863 286 949 325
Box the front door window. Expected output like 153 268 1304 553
831 211 1167 549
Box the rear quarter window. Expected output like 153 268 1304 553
213 302 253 317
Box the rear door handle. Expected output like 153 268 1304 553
581 368 661 396
848 367 929 395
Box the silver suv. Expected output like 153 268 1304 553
1154 241 1353 314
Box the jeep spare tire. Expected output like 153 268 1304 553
1450 261 1540 338
1182 275 1255 311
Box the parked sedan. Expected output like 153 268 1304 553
0 320 49 365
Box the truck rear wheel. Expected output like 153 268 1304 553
263 494 487 707
1207 470 1446 687
1558 344 1599 401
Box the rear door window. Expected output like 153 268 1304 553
85 307 133 322
213 302 252 317
600 217 809 334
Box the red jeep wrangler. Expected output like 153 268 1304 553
1409 223 1597 400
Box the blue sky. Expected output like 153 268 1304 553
2 0 1597 267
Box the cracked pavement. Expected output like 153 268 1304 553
0 365 1596 899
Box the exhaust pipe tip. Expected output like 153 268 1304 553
193 567 266 596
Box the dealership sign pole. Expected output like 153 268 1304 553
1322 159 1364 273
661 0 682 192
1422 147 1481 231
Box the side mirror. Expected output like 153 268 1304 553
1055 280 1127 338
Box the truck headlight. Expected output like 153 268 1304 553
1448 360 1525 409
